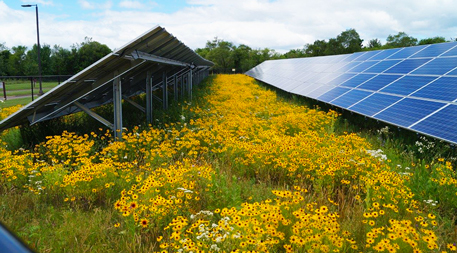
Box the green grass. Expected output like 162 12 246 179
0 81 59 108
0 97 35 108
3 81 59 91
6 87 54 97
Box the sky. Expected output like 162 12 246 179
1 0 457 53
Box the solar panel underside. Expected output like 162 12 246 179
245 42 457 144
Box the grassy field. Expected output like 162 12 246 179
0 97 35 108
0 80 59 108
0 74 456 252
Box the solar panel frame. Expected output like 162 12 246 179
0 26 213 131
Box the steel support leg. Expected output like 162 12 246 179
146 71 153 124
181 75 184 98
113 71 123 141
173 74 178 101
163 71 168 110
188 69 193 100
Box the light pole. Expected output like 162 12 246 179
21 4 43 96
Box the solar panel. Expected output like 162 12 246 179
357 74 401 91
384 58 431 74
411 104 457 143
380 75 435 95
363 60 401 73
0 26 213 138
340 74 375 88
374 98 445 128
349 93 402 116
411 77 457 101
245 41 457 144
331 89 372 108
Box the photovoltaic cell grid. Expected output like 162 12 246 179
245 42 457 144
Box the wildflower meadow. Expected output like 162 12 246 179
0 74 456 252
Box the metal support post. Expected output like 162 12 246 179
173 74 178 101
146 71 153 124
162 71 168 110
181 75 184 98
30 78 34 101
188 69 193 100
113 71 123 141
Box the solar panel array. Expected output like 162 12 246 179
245 42 457 144
0 26 213 132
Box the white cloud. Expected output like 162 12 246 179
20 0 54 6
78 0 94 9
2 0 457 54
78 0 112 10
119 0 154 9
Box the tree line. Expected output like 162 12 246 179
196 30 453 73
0 37 111 77
0 29 453 77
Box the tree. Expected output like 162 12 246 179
324 38 342 55
51 45 73 75
23 44 52 76
367 39 382 49
418 36 446 45
8 46 27 76
231 44 252 73
0 43 11 76
386 32 418 48
73 37 111 72
337 29 363 53
305 40 328 56
283 48 307 59
197 37 234 73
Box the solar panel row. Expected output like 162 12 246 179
245 42 457 144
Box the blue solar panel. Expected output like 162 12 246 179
412 57 457 75
411 77 457 101
444 66 457 76
246 42 457 144
438 43 457 57
327 73 357 86
340 74 375 88
306 86 335 98
370 48 402 60
318 87 351 102
316 73 343 84
357 74 402 91
375 98 445 128
355 50 381 61
380 76 436 96
331 90 372 108
349 93 402 116
387 45 427 59
348 61 380 72
363 60 401 73
292 83 318 95
384 58 432 74
411 43 457 58
346 52 366 61
335 62 362 72
411 104 457 143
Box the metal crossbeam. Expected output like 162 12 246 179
132 50 189 67
73 101 113 129
123 95 145 113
